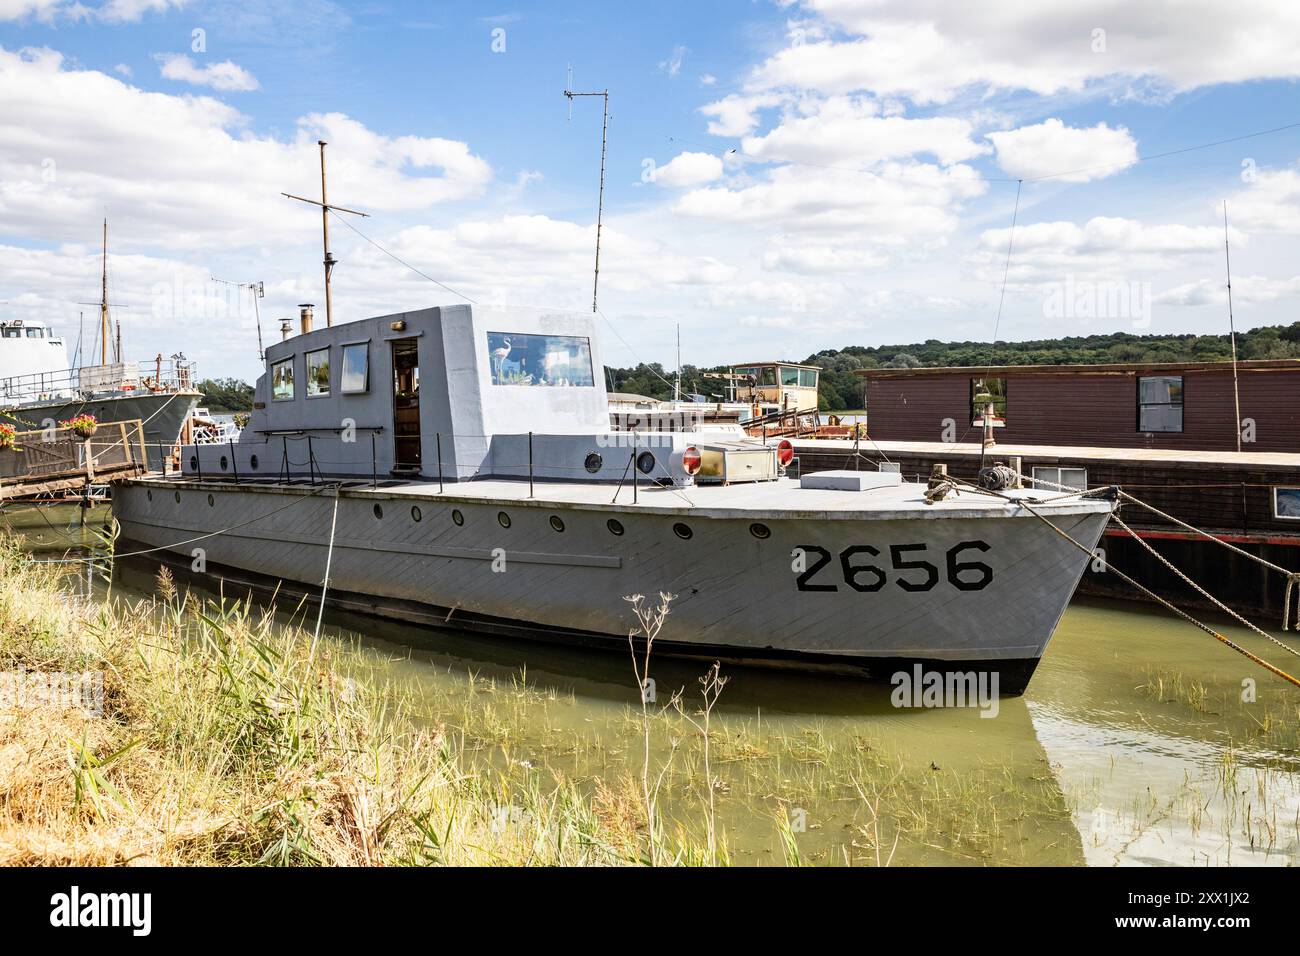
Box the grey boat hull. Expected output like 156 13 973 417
113 479 1112 692
4 391 199 472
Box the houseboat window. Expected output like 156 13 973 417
25 328 42 338
1274 487 1300 520
305 348 330 398
1138 376 1183 432
271 358 295 401
798 368 818 388
487 331 595 387
970 377 1007 426
758 367 777 386
1032 467 1088 491
780 367 800 387
340 343 369 393
1 328 18 337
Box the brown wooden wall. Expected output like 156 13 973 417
865 367 1300 452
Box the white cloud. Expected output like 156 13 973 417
755 1 1300 104
157 53 259 92
113 62 132 77
698 73 716 86
699 93 784 138
659 45 688 78
742 96 989 167
99 0 185 21
987 119 1137 182
1228 165 1300 234
0 47 492 249
652 151 724 188
0 0 64 20
1156 274 1300 306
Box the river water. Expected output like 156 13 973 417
5 501 1299 866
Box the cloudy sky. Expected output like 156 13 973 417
1 0 1299 382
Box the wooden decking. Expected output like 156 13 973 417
0 419 149 502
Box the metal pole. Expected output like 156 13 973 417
283 436 290 483
229 439 238 483
528 431 534 498
437 432 444 493
632 436 638 505
1224 201 1242 453
319 140 334 328
371 432 377 489
308 435 316 486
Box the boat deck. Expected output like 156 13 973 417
132 473 1114 521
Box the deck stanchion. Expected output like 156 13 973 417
282 436 290 484
307 435 317 486
632 437 638 505
437 432 444 494
371 432 378 489
230 439 239 484
528 431 534 499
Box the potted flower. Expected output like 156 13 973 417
62 413 98 439
0 422 16 450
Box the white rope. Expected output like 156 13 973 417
308 493 340 663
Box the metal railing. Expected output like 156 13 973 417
0 357 196 402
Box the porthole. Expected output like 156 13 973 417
584 453 603 474
452 509 464 526
607 518 624 536
373 503 384 520
498 511 511 529
549 515 565 532
673 522 693 540
249 455 259 470
207 494 215 507
749 522 771 539
189 455 198 471
146 489 153 502
174 491 181 504
219 455 228 471
411 505 422 522
636 451 656 475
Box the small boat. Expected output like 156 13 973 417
112 303 1114 693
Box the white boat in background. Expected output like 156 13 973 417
113 303 1116 694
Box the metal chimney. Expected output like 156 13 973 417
280 319 293 342
299 303 315 334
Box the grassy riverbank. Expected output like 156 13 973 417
0 540 669 865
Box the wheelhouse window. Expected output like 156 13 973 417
1032 466 1088 492
780 367 800 386
305 347 330 398
1274 487 1300 520
24 328 42 338
798 368 818 388
271 357 295 401
971 377 1007 426
1 328 19 338
487 332 595 387
340 342 369 393
1138 375 1183 432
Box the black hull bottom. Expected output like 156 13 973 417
122 539 1042 695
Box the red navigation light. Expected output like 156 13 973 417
777 439 794 467
682 446 702 475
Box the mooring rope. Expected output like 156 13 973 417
308 493 340 664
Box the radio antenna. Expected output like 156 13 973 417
564 73 609 313
1223 200 1242 453
212 277 267 360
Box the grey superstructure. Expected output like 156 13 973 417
112 304 1115 693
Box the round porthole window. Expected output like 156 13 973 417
249 455 259 470
146 489 153 502
189 455 198 471
373 503 384 519
584 453 603 474
452 509 464 526
549 515 565 532
607 518 624 536
207 494 215 507
498 511 511 529
636 451 656 475
673 522 693 540
411 505 422 522
749 522 771 539
220 455 228 472
174 491 181 504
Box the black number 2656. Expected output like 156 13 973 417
794 540 993 593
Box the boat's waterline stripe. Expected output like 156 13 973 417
120 515 622 569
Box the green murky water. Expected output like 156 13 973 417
6 501 1300 866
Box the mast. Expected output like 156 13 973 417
675 323 681 401
563 79 609 313
1224 200 1242 453
282 142 368 329
100 219 109 365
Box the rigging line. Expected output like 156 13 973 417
666 119 1300 185
327 208 478 304
595 308 682 395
